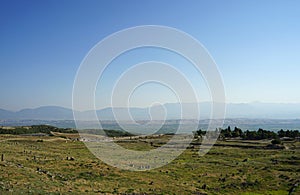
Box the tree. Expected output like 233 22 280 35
232 127 242 137
278 129 285 137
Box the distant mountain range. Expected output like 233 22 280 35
0 102 300 121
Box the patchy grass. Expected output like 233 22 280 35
0 134 299 194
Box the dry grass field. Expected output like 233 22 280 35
0 133 299 194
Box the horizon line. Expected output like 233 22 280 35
2 101 300 112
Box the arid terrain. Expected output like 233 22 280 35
0 131 299 194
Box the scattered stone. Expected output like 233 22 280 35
66 157 75 161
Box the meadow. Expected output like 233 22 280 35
0 133 299 194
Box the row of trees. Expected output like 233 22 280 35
0 125 78 135
195 126 300 140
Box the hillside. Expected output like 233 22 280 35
0 133 299 194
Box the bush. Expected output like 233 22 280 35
271 139 281 145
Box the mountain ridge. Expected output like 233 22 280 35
0 102 300 120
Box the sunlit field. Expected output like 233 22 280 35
0 133 299 194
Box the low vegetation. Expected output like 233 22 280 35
0 126 299 194
0 125 134 137
0 125 77 135
80 129 135 137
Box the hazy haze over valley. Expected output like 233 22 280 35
1 102 300 120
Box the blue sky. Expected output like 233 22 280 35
1 0 300 110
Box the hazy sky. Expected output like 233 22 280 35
1 0 300 110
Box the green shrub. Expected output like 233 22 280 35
271 139 281 145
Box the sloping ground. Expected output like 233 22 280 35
0 134 299 194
